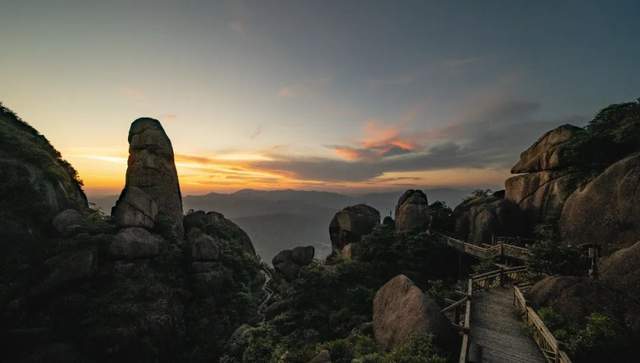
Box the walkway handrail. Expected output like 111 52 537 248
437 233 532 261
458 279 472 363
514 284 572 363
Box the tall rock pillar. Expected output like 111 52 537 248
112 118 184 240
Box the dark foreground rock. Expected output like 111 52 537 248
329 204 380 254
272 246 315 281
394 190 430 233
372 274 457 351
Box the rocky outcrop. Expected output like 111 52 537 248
529 275 640 334
184 210 256 256
0 110 264 362
52 209 86 236
560 153 640 252
329 204 380 253
394 190 430 233
0 105 87 244
505 125 583 229
109 227 166 259
601 241 640 300
373 275 456 351
453 192 525 243
505 170 580 227
111 186 158 229
511 124 582 173
112 118 183 239
272 246 315 281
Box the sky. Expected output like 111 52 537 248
1 0 639 196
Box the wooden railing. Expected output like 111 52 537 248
443 266 529 363
437 233 532 261
513 284 572 363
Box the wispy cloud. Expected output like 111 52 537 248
277 77 331 98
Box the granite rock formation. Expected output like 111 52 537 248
272 246 315 281
453 191 525 243
560 153 640 252
112 118 183 239
394 190 430 233
329 204 380 254
373 274 456 351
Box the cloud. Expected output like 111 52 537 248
251 99 586 183
277 77 331 98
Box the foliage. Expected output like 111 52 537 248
471 256 497 274
538 307 633 362
527 240 584 276
428 201 454 233
462 189 493 204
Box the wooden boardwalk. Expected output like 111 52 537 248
470 287 546 363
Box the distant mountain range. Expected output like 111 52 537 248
90 188 470 262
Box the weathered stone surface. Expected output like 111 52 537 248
272 245 315 281
394 190 430 233
560 153 640 252
373 275 456 351
291 246 314 265
189 231 221 261
511 124 582 173
528 275 633 328
111 186 158 229
114 118 183 240
52 209 85 236
109 227 164 259
308 349 331 363
601 241 640 302
184 210 256 256
505 170 579 227
32 249 97 296
329 204 380 253
453 192 525 243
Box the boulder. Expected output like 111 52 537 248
272 246 315 281
109 227 165 259
184 210 256 256
560 153 640 252
394 190 430 233
291 246 314 265
601 241 640 302
453 192 525 243
373 275 456 351
111 186 158 229
113 118 183 240
308 350 331 363
511 124 582 173
329 204 380 253
505 170 580 227
52 209 85 236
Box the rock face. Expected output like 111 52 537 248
329 204 380 253
453 192 525 243
601 241 640 301
111 186 158 229
184 210 256 256
52 209 86 236
109 227 165 259
528 275 639 335
373 275 456 351
112 118 183 239
505 125 583 229
0 105 87 243
272 246 315 281
560 153 640 252
511 124 583 173
394 190 430 233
